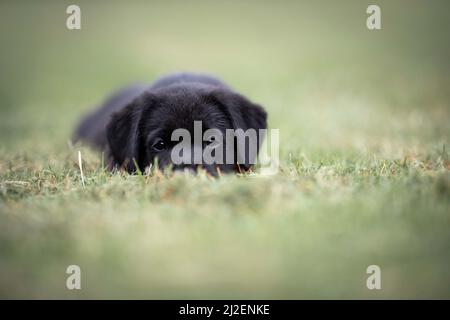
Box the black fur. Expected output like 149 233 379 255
73 73 268 174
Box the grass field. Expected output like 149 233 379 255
0 0 449 299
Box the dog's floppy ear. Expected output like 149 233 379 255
211 89 267 134
106 96 146 172
209 89 268 170
212 89 267 133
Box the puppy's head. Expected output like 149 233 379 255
106 85 267 175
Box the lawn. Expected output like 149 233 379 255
0 0 449 299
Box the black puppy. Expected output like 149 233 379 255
73 73 267 175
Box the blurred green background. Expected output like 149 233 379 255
0 0 449 298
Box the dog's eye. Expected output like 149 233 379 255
152 139 166 151
205 136 215 145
